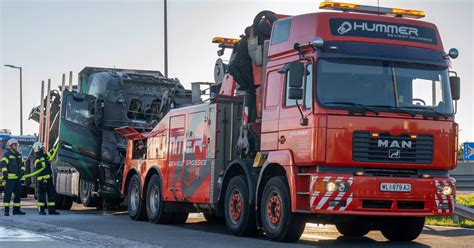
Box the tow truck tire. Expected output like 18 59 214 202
127 174 147 221
80 180 98 207
261 176 306 242
145 174 174 224
336 221 370 237
224 175 258 237
381 217 425 241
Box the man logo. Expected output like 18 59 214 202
337 21 352 35
389 149 401 159
377 139 412 149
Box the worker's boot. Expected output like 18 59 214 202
48 206 60 215
4 206 9 216
38 206 46 215
12 206 26 215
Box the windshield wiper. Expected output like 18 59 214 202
399 106 450 119
366 105 417 117
323 101 379 115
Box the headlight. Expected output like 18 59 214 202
326 182 336 192
441 185 453 195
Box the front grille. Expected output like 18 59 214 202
362 200 392 209
397 201 424 210
353 132 433 164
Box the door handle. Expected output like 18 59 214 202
278 136 286 144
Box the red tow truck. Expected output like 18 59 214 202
117 2 461 242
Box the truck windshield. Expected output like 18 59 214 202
316 58 453 115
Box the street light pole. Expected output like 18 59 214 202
4 64 23 135
164 0 168 77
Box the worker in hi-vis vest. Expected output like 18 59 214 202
1 139 26 216
25 142 60 215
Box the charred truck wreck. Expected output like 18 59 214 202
30 67 191 209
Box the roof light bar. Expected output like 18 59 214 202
319 1 426 19
212 37 241 48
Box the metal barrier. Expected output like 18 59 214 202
454 203 474 221
451 162 474 192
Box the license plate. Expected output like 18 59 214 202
380 183 411 192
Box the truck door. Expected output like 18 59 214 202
261 70 282 151
167 114 186 201
278 62 314 163
58 91 101 180
182 109 210 203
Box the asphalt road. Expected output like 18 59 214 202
0 198 473 247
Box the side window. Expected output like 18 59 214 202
271 18 292 45
265 71 281 108
132 140 147 160
285 71 297 107
128 99 144 120
284 63 313 108
304 64 313 109
64 96 95 128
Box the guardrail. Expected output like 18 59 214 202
454 202 474 221
451 162 474 192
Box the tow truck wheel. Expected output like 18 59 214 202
335 220 370 237
224 175 257 237
261 176 306 242
380 217 425 241
127 174 147 221
145 174 174 224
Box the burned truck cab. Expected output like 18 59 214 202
55 67 191 205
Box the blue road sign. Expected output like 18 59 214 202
464 142 474 161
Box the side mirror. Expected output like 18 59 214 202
450 76 461 101
72 92 85 101
288 61 305 88
288 88 303 100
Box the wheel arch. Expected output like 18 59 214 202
123 167 140 196
143 166 164 199
255 150 296 226
218 159 256 207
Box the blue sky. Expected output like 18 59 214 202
1 0 473 142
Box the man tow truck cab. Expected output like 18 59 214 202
119 2 461 242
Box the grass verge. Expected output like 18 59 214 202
426 194 474 228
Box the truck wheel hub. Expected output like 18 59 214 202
267 194 282 225
230 191 242 221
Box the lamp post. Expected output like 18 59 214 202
164 0 168 77
4 64 23 135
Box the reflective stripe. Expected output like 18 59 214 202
7 173 18 180
37 202 45 206
3 202 9 207
37 174 51 180
9 155 15 159
47 202 55 206
1 157 8 163
1 167 7 172
21 166 26 170
13 203 21 207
